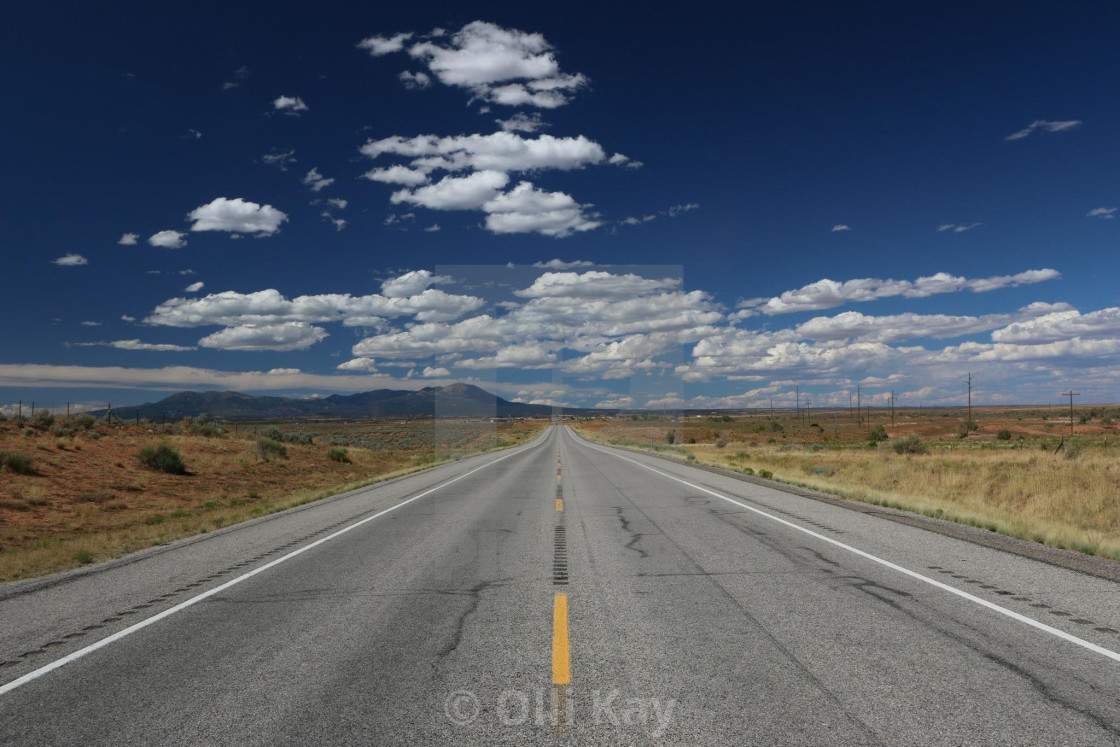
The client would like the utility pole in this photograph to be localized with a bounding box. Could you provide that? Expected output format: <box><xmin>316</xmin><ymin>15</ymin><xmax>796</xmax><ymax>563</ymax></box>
<box><xmin>967</xmin><ymin>373</ymin><xmax>973</xmax><ymax>425</ymax></box>
<box><xmin>890</xmin><ymin>390</ymin><xmax>895</xmax><ymax>427</ymax></box>
<box><xmin>849</xmin><ymin>392</ymin><xmax>853</xmax><ymax>423</ymax></box>
<box><xmin>1063</xmin><ymin>390</ymin><xmax>1080</xmax><ymax>436</ymax></box>
<box><xmin>795</xmin><ymin>385</ymin><xmax>800</xmax><ymax>425</ymax></box>
<box><xmin>857</xmin><ymin>385</ymin><xmax>862</xmax><ymax>428</ymax></box>
<box><xmin>17</xmin><ymin>400</ymin><xmax>21</xmax><ymax>424</ymax></box>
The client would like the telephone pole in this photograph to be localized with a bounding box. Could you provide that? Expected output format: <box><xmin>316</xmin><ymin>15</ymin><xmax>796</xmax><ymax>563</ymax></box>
<box><xmin>890</xmin><ymin>390</ymin><xmax>895</xmax><ymax>427</ymax></box>
<box><xmin>967</xmin><ymin>373</ymin><xmax>973</xmax><ymax>425</ymax></box>
<box><xmin>795</xmin><ymin>385</ymin><xmax>800</xmax><ymax>425</ymax></box>
<box><xmin>857</xmin><ymin>385</ymin><xmax>862</xmax><ymax>428</ymax></box>
<box><xmin>1063</xmin><ymin>390</ymin><xmax>1080</xmax><ymax>436</ymax></box>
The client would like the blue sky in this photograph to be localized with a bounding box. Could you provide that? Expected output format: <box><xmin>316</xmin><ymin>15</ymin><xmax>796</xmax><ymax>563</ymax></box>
<box><xmin>2</xmin><ymin>3</ymin><xmax>1118</xmax><ymax>411</ymax></box>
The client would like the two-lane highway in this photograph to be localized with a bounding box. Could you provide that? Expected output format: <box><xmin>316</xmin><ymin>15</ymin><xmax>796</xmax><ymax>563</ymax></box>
<box><xmin>2</xmin><ymin>425</ymin><xmax>1119</xmax><ymax>743</ymax></box>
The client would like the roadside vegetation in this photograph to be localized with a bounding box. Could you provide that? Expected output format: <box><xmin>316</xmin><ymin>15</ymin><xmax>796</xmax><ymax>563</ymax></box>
<box><xmin>0</xmin><ymin>415</ymin><xmax>544</xmax><ymax>582</ymax></box>
<box><xmin>575</xmin><ymin>406</ymin><xmax>1120</xmax><ymax>562</ymax></box>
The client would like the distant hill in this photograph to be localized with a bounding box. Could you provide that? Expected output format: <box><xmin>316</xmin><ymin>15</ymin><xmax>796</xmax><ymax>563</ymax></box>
<box><xmin>90</xmin><ymin>383</ymin><xmax>569</xmax><ymax>421</ymax></box>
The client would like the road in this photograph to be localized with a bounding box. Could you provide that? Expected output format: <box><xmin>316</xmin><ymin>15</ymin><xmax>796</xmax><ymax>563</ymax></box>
<box><xmin>2</xmin><ymin>425</ymin><xmax>1119</xmax><ymax>744</ymax></box>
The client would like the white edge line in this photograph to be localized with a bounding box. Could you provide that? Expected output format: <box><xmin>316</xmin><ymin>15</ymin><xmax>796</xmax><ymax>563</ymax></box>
<box><xmin>0</xmin><ymin>432</ymin><xmax>549</xmax><ymax>697</ymax></box>
<box><xmin>568</xmin><ymin>427</ymin><xmax>1120</xmax><ymax>664</ymax></box>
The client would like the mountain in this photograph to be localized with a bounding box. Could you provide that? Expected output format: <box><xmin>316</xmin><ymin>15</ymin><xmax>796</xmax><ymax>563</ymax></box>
<box><xmin>89</xmin><ymin>384</ymin><xmax>567</xmax><ymax>420</ymax></box>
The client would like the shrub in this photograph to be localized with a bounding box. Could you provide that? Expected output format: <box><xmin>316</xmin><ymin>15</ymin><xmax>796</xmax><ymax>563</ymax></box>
<box><xmin>868</xmin><ymin>425</ymin><xmax>889</xmax><ymax>443</ymax></box>
<box><xmin>138</xmin><ymin>443</ymin><xmax>187</xmax><ymax>474</ymax></box>
<box><xmin>255</xmin><ymin>438</ymin><xmax>288</xmax><ymax>461</ymax></box>
<box><xmin>741</xmin><ymin>467</ymin><xmax>755</xmax><ymax>475</ymax></box>
<box><xmin>757</xmin><ymin>469</ymin><xmax>773</xmax><ymax>479</ymax></box>
<box><xmin>74</xmin><ymin>414</ymin><xmax>96</xmax><ymax>429</ymax></box>
<box><xmin>996</xmin><ymin>429</ymin><xmax>1012</xmax><ymax>441</ymax></box>
<box><xmin>891</xmin><ymin>434</ymin><xmax>927</xmax><ymax>455</ymax></box>
<box><xmin>327</xmin><ymin>446</ymin><xmax>351</xmax><ymax>463</ymax></box>
<box><xmin>665</xmin><ymin>430</ymin><xmax>676</xmax><ymax>445</ymax></box>
<box><xmin>0</xmin><ymin>451</ymin><xmax>34</xmax><ymax>474</ymax></box>
<box><xmin>715</xmin><ymin>438</ymin><xmax>727</xmax><ymax>448</ymax></box>
<box><xmin>31</xmin><ymin>410</ymin><xmax>55</xmax><ymax>429</ymax></box>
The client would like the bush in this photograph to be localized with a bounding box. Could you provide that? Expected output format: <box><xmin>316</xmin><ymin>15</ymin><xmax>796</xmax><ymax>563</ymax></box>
<box><xmin>74</xmin><ymin>414</ymin><xmax>96</xmax><ymax>429</ymax></box>
<box><xmin>138</xmin><ymin>443</ymin><xmax>187</xmax><ymax>474</ymax></box>
<box><xmin>868</xmin><ymin>425</ymin><xmax>889</xmax><ymax>443</ymax></box>
<box><xmin>715</xmin><ymin>438</ymin><xmax>727</xmax><ymax>448</ymax></box>
<box><xmin>0</xmin><ymin>451</ymin><xmax>34</xmax><ymax>475</ymax></box>
<box><xmin>741</xmin><ymin>467</ymin><xmax>755</xmax><ymax>475</ymax></box>
<box><xmin>31</xmin><ymin>410</ymin><xmax>55</xmax><ymax>429</ymax></box>
<box><xmin>757</xmin><ymin>469</ymin><xmax>773</xmax><ymax>479</ymax></box>
<box><xmin>255</xmin><ymin>438</ymin><xmax>288</xmax><ymax>461</ymax></box>
<box><xmin>891</xmin><ymin>434</ymin><xmax>927</xmax><ymax>455</ymax></box>
<box><xmin>327</xmin><ymin>446</ymin><xmax>351</xmax><ymax>463</ymax></box>
<box><xmin>996</xmin><ymin>429</ymin><xmax>1012</xmax><ymax>441</ymax></box>
<box><xmin>665</xmin><ymin>430</ymin><xmax>676</xmax><ymax>445</ymax></box>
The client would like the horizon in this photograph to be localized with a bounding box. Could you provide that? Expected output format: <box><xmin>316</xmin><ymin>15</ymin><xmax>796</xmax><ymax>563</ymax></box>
<box><xmin>3</xmin><ymin>5</ymin><xmax>1119</xmax><ymax>412</ymax></box>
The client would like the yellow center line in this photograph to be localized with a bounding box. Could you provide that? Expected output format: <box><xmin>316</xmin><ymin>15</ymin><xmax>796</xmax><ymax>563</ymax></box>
<box><xmin>556</xmin><ymin>498</ymin><xmax>563</xmax><ymax>512</ymax></box>
<box><xmin>552</xmin><ymin>592</ymin><xmax>570</xmax><ymax>685</ymax></box>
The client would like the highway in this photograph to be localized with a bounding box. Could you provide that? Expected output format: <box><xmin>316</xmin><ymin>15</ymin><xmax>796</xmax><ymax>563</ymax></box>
<box><xmin>2</xmin><ymin>425</ymin><xmax>1119</xmax><ymax>744</ymax></box>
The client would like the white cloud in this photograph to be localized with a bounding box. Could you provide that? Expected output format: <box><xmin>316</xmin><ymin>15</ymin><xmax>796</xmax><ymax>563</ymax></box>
<box><xmin>198</xmin><ymin>322</ymin><xmax>329</xmax><ymax>352</ymax></box>
<box><xmin>52</xmin><ymin>253</ymin><xmax>89</xmax><ymax>266</ymax></box>
<box><xmin>937</xmin><ymin>222</ymin><xmax>981</xmax><ymax>233</ymax></box>
<box><xmin>667</xmin><ymin>203</ymin><xmax>699</xmax><ymax>217</ymax></box>
<box><xmin>325</xmin><ymin>198</ymin><xmax>348</xmax><ymax>210</ymax></box>
<box><xmin>112</xmin><ymin>339</ymin><xmax>196</xmax><ymax>352</ymax></box>
<box><xmin>357</xmin><ymin>32</ymin><xmax>414</xmax><ymax>56</ymax></box>
<box><xmin>336</xmin><ymin>357</ymin><xmax>380</xmax><ymax>373</ymax></box>
<box><xmin>183</xmin><ymin>129</ymin><xmax>203</xmax><ymax>140</ymax></box>
<box><xmin>121</xmin><ymin>315</ymin><xmax>136</xmax><ymax>322</ymax></box>
<box><xmin>1087</xmin><ymin>207</ymin><xmax>1117</xmax><ymax>219</ymax></box>
<box><xmin>363</xmin><ymin>164</ymin><xmax>431</xmax><ymax>186</ymax></box>
<box><xmin>457</xmin><ymin>343</ymin><xmax>557</xmax><ymax>369</ymax></box>
<box><xmin>420</xmin><ymin>366</ymin><xmax>451</xmax><ymax>378</ymax></box>
<box><xmin>423</xmin><ymin>224</ymin><xmax>441</xmax><ymax>232</ymax></box>
<box><xmin>991</xmin><ymin>307</ymin><xmax>1120</xmax><ymax>343</ymax></box>
<box><xmin>402</xmin><ymin>21</ymin><xmax>588</xmax><ymax>108</ymax></box>
<box><xmin>398</xmin><ymin>71</ymin><xmax>431</xmax><ymax>89</ymax></box>
<box><xmin>261</xmin><ymin>149</ymin><xmax>297</xmax><ymax>171</ymax></box>
<box><xmin>516</xmin><ymin>271</ymin><xmax>679</xmax><ymax>300</ymax></box>
<box><xmin>273</xmin><ymin>95</ymin><xmax>309</xmax><ymax>114</ymax></box>
<box><xmin>531</xmin><ymin>259</ymin><xmax>594</xmax><ymax>269</ymax></box>
<box><xmin>302</xmin><ymin>167</ymin><xmax>334</xmax><ymax>192</ymax></box>
<box><xmin>322</xmin><ymin>214</ymin><xmax>347</xmax><ymax>231</ymax></box>
<box><xmin>741</xmin><ymin>268</ymin><xmax>1061</xmax><ymax>315</ymax></box>
<box><xmin>81</xmin><ymin>321</ymin><xmax>101</xmax><ymax>326</ymax></box>
<box><xmin>362</xmin><ymin>132</ymin><xmax>606</xmax><ymax>174</ymax></box>
<box><xmin>380</xmin><ymin>269</ymin><xmax>448</xmax><ymax>298</ymax></box>
<box><xmin>149</xmin><ymin>230</ymin><xmax>187</xmax><ymax>249</ymax></box>
<box><xmin>146</xmin><ymin>283</ymin><xmax>484</xmax><ymax>328</ymax></box>
<box><xmin>1006</xmin><ymin>119</ymin><xmax>1081</xmax><ymax>141</ymax></box>
<box><xmin>831</xmin><ymin>224</ymin><xmax>851</xmax><ymax>232</ymax></box>
<box><xmin>184</xmin><ymin>281</ymin><xmax>204</xmax><ymax>293</ymax></box>
<box><xmin>496</xmin><ymin>112</ymin><xmax>548</xmax><ymax>133</ymax></box>
<box><xmin>187</xmin><ymin>197</ymin><xmax>288</xmax><ymax>235</ymax></box>
<box><xmin>118</xmin><ymin>233</ymin><xmax>139</xmax><ymax>245</ymax></box>
<box><xmin>482</xmin><ymin>181</ymin><xmax>600</xmax><ymax>237</ymax></box>
<box><xmin>392</xmin><ymin>170</ymin><xmax>510</xmax><ymax>211</ymax></box>
<box><xmin>221</xmin><ymin>66</ymin><xmax>251</xmax><ymax>90</ymax></box>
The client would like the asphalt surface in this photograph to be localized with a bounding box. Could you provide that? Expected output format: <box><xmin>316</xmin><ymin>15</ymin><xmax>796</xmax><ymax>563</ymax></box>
<box><xmin>2</xmin><ymin>425</ymin><xmax>1119</xmax><ymax>744</ymax></box>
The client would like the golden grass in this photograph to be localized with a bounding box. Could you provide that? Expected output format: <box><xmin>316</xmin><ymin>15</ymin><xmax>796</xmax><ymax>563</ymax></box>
<box><xmin>574</xmin><ymin>421</ymin><xmax>1120</xmax><ymax>561</ymax></box>
<box><xmin>0</xmin><ymin>419</ymin><xmax>545</xmax><ymax>582</ymax></box>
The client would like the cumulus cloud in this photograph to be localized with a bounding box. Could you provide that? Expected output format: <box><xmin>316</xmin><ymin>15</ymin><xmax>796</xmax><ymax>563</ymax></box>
<box><xmin>398</xmin><ymin>71</ymin><xmax>431</xmax><ymax>89</ymax></box>
<box><xmin>481</xmin><ymin>181</ymin><xmax>600</xmax><ymax>237</ymax></box>
<box><xmin>187</xmin><ymin>197</ymin><xmax>288</xmax><ymax>235</ymax></box>
<box><xmin>302</xmin><ymin>167</ymin><xmax>335</xmax><ymax>192</ymax></box>
<box><xmin>184</xmin><ymin>281</ymin><xmax>204</xmax><ymax>293</ymax></box>
<box><xmin>531</xmin><ymin>259</ymin><xmax>594</xmax><ymax>269</ymax></box>
<box><xmin>516</xmin><ymin>271</ymin><xmax>679</xmax><ymax>299</ymax></box>
<box><xmin>118</xmin><ymin>233</ymin><xmax>139</xmax><ymax>245</ymax></box>
<box><xmin>392</xmin><ymin>170</ymin><xmax>510</xmax><ymax>211</ymax></box>
<box><xmin>149</xmin><ymin>230</ymin><xmax>187</xmax><ymax>249</ymax></box>
<box><xmin>419</xmin><ymin>366</ymin><xmax>450</xmax><ymax>378</ymax></box>
<box><xmin>361</xmin><ymin>132</ymin><xmax>606</xmax><ymax>174</ymax></box>
<box><xmin>336</xmin><ymin>357</ymin><xmax>380</xmax><ymax>373</ymax></box>
<box><xmin>831</xmin><ymin>224</ymin><xmax>851</xmax><ymax>232</ymax></box>
<box><xmin>261</xmin><ymin>149</ymin><xmax>297</xmax><ymax>171</ymax></box>
<box><xmin>740</xmin><ymin>268</ymin><xmax>1061</xmax><ymax>315</ymax></box>
<box><xmin>991</xmin><ymin>307</ymin><xmax>1120</xmax><ymax>343</ymax></box>
<box><xmin>667</xmin><ymin>203</ymin><xmax>699</xmax><ymax>217</ymax></box>
<box><xmin>496</xmin><ymin>112</ymin><xmax>548</xmax><ymax>133</ymax></box>
<box><xmin>273</xmin><ymin>95</ymin><xmax>308</xmax><ymax>114</ymax></box>
<box><xmin>52</xmin><ymin>253</ymin><xmax>89</xmax><ymax>266</ymax></box>
<box><xmin>198</xmin><ymin>322</ymin><xmax>329</xmax><ymax>352</ymax></box>
<box><xmin>394</xmin><ymin>21</ymin><xmax>587</xmax><ymax>108</ymax></box>
<box><xmin>1006</xmin><ymin>119</ymin><xmax>1081</xmax><ymax>141</ymax></box>
<box><xmin>357</xmin><ymin>32</ymin><xmax>413</xmax><ymax>56</ymax></box>
<box><xmin>104</xmin><ymin>339</ymin><xmax>196</xmax><ymax>352</ymax></box>
<box><xmin>1087</xmin><ymin>207</ymin><xmax>1117</xmax><ymax>219</ymax></box>
<box><xmin>363</xmin><ymin>164</ymin><xmax>431</xmax><ymax>186</ymax></box>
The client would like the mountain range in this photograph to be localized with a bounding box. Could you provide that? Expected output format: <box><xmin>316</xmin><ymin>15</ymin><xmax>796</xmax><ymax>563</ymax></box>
<box><xmin>90</xmin><ymin>384</ymin><xmax>577</xmax><ymax>421</ymax></box>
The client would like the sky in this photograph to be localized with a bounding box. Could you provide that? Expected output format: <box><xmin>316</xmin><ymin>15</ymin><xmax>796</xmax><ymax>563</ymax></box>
<box><xmin>1</xmin><ymin>2</ymin><xmax>1118</xmax><ymax>413</ymax></box>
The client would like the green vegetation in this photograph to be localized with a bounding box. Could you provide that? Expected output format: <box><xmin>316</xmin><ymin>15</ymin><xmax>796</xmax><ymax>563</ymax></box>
<box><xmin>138</xmin><ymin>443</ymin><xmax>187</xmax><ymax>475</ymax></box>
<box><xmin>254</xmin><ymin>438</ymin><xmax>288</xmax><ymax>461</ymax></box>
<box><xmin>327</xmin><ymin>446</ymin><xmax>352</xmax><ymax>463</ymax></box>
<box><xmin>0</xmin><ymin>451</ymin><xmax>35</xmax><ymax>475</ymax></box>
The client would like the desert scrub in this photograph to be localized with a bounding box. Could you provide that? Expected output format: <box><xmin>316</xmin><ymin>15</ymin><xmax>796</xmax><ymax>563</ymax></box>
<box><xmin>891</xmin><ymin>434</ymin><xmax>928</xmax><ymax>455</ymax></box>
<box><xmin>327</xmin><ymin>446</ymin><xmax>352</xmax><ymax>463</ymax></box>
<box><xmin>0</xmin><ymin>450</ymin><xmax>35</xmax><ymax>475</ymax></box>
<box><xmin>138</xmin><ymin>443</ymin><xmax>187</xmax><ymax>475</ymax></box>
<box><xmin>254</xmin><ymin>438</ymin><xmax>288</xmax><ymax>461</ymax></box>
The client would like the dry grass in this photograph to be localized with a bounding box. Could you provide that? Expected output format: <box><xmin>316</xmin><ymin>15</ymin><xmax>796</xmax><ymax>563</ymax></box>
<box><xmin>0</xmin><ymin>418</ymin><xmax>544</xmax><ymax>582</ymax></box>
<box><xmin>575</xmin><ymin>413</ymin><xmax>1120</xmax><ymax>561</ymax></box>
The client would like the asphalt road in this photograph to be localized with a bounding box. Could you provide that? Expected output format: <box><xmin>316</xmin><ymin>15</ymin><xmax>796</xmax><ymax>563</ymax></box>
<box><xmin>2</xmin><ymin>425</ymin><xmax>1120</xmax><ymax>744</ymax></box>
